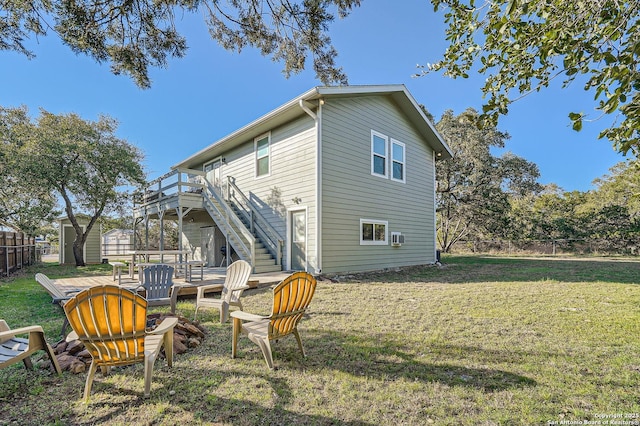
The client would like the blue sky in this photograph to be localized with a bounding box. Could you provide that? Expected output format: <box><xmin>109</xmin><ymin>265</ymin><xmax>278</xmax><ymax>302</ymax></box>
<box><xmin>0</xmin><ymin>0</ymin><xmax>626</xmax><ymax>191</ymax></box>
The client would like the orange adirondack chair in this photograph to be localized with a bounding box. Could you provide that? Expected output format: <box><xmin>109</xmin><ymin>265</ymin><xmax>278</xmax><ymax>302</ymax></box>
<box><xmin>63</xmin><ymin>285</ymin><xmax>178</xmax><ymax>402</ymax></box>
<box><xmin>231</xmin><ymin>271</ymin><xmax>317</xmax><ymax>370</ymax></box>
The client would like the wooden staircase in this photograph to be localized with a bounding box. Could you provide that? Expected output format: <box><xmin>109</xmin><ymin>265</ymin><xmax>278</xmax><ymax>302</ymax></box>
<box><xmin>201</xmin><ymin>179</ymin><xmax>282</xmax><ymax>274</ymax></box>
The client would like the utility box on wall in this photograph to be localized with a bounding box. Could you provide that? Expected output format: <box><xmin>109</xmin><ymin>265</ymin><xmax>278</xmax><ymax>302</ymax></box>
<box><xmin>58</xmin><ymin>215</ymin><xmax>102</xmax><ymax>264</ymax></box>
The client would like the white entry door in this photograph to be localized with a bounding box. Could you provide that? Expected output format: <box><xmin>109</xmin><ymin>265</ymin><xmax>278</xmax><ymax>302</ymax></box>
<box><xmin>290</xmin><ymin>210</ymin><xmax>306</xmax><ymax>271</ymax></box>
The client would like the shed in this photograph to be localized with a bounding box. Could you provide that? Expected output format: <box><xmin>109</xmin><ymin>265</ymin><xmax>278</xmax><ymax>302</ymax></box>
<box><xmin>102</xmin><ymin>229</ymin><xmax>134</xmax><ymax>256</ymax></box>
<box><xmin>58</xmin><ymin>215</ymin><xmax>101</xmax><ymax>264</ymax></box>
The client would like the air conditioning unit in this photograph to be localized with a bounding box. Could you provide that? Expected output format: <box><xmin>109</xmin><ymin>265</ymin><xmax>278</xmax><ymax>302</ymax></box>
<box><xmin>391</xmin><ymin>232</ymin><xmax>405</xmax><ymax>247</ymax></box>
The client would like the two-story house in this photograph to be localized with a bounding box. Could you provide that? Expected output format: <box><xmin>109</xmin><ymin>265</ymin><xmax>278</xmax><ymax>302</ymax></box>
<box><xmin>133</xmin><ymin>85</ymin><xmax>452</xmax><ymax>274</ymax></box>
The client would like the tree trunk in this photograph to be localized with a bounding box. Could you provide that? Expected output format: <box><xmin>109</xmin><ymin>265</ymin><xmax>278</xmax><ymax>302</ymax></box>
<box><xmin>73</xmin><ymin>236</ymin><xmax>86</xmax><ymax>266</ymax></box>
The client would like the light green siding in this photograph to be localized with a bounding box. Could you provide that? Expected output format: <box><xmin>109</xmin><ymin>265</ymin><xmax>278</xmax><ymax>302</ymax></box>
<box><xmin>196</xmin><ymin>114</ymin><xmax>318</xmax><ymax>271</ymax></box>
<box><xmin>181</xmin><ymin>211</ymin><xmax>214</xmax><ymax>262</ymax></box>
<box><xmin>320</xmin><ymin>95</ymin><xmax>436</xmax><ymax>273</ymax></box>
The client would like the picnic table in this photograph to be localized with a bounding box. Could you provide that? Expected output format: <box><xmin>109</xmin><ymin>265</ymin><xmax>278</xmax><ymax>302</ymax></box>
<box><xmin>136</xmin><ymin>260</ymin><xmax>205</xmax><ymax>283</ymax></box>
<box><xmin>127</xmin><ymin>250</ymin><xmax>188</xmax><ymax>279</ymax></box>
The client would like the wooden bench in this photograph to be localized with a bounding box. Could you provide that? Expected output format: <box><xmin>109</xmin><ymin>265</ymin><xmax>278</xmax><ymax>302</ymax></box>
<box><xmin>109</xmin><ymin>261</ymin><xmax>127</xmax><ymax>285</ymax></box>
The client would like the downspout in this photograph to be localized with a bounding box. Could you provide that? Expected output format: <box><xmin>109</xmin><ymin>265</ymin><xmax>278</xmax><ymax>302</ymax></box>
<box><xmin>433</xmin><ymin>150</ymin><xmax>438</xmax><ymax>264</ymax></box>
<box><xmin>299</xmin><ymin>99</ymin><xmax>317</xmax><ymax>121</ymax></box>
<box><xmin>299</xmin><ymin>99</ymin><xmax>321</xmax><ymax>273</ymax></box>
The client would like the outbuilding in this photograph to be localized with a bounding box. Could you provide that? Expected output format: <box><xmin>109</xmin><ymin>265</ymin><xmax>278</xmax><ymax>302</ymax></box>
<box><xmin>58</xmin><ymin>215</ymin><xmax>102</xmax><ymax>264</ymax></box>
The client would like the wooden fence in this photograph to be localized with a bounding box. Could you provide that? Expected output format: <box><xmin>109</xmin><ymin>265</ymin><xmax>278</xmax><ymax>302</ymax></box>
<box><xmin>0</xmin><ymin>231</ymin><xmax>36</xmax><ymax>277</ymax></box>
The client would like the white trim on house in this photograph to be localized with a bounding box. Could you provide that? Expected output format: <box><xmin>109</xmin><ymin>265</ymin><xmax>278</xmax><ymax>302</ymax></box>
<box><xmin>316</xmin><ymin>100</ymin><xmax>323</xmax><ymax>274</ymax></box>
<box><xmin>359</xmin><ymin>219</ymin><xmax>388</xmax><ymax>245</ymax></box>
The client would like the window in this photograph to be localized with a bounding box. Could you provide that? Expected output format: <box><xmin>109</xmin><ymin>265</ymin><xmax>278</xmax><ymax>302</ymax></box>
<box><xmin>391</xmin><ymin>139</ymin><xmax>405</xmax><ymax>182</ymax></box>
<box><xmin>255</xmin><ymin>134</ymin><xmax>270</xmax><ymax>177</ymax></box>
<box><xmin>371</xmin><ymin>131</ymin><xmax>406</xmax><ymax>183</ymax></box>
<box><xmin>371</xmin><ymin>131</ymin><xmax>388</xmax><ymax>177</ymax></box>
<box><xmin>360</xmin><ymin>219</ymin><xmax>388</xmax><ymax>245</ymax></box>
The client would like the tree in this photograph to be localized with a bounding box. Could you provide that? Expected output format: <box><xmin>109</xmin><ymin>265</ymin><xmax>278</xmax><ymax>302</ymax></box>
<box><xmin>579</xmin><ymin>160</ymin><xmax>640</xmax><ymax>242</ymax></box>
<box><xmin>0</xmin><ymin>180</ymin><xmax>59</xmax><ymax>236</ymax></box>
<box><xmin>509</xmin><ymin>186</ymin><xmax>588</xmax><ymax>241</ymax></box>
<box><xmin>0</xmin><ymin>106</ymin><xmax>59</xmax><ymax>235</ymax></box>
<box><xmin>589</xmin><ymin>160</ymin><xmax>640</xmax><ymax>217</ymax></box>
<box><xmin>100</xmin><ymin>215</ymin><xmax>135</xmax><ymax>235</ymax></box>
<box><xmin>435</xmin><ymin>108</ymin><xmax>542</xmax><ymax>252</ymax></box>
<box><xmin>1</xmin><ymin>0</ymin><xmax>360</xmax><ymax>88</ymax></box>
<box><xmin>505</xmin><ymin>162</ymin><xmax>640</xmax><ymax>253</ymax></box>
<box><xmin>1</xmin><ymin>107</ymin><xmax>146</xmax><ymax>266</ymax></box>
<box><xmin>420</xmin><ymin>0</ymin><xmax>640</xmax><ymax>156</ymax></box>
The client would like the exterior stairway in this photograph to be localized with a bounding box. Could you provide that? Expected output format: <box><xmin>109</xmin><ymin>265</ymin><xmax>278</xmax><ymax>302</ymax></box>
<box><xmin>201</xmin><ymin>179</ymin><xmax>282</xmax><ymax>273</ymax></box>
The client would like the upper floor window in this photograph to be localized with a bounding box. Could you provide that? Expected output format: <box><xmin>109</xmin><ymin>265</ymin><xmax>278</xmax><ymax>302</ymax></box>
<box><xmin>255</xmin><ymin>133</ymin><xmax>270</xmax><ymax>177</ymax></box>
<box><xmin>371</xmin><ymin>131</ymin><xmax>388</xmax><ymax>178</ymax></box>
<box><xmin>391</xmin><ymin>139</ymin><xmax>405</xmax><ymax>183</ymax></box>
<box><xmin>371</xmin><ymin>130</ymin><xmax>406</xmax><ymax>183</ymax></box>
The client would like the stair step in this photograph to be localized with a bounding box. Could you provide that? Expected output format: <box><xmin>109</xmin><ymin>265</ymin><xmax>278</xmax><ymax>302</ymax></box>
<box><xmin>253</xmin><ymin>264</ymin><xmax>282</xmax><ymax>274</ymax></box>
<box><xmin>254</xmin><ymin>252</ymin><xmax>274</xmax><ymax>261</ymax></box>
<box><xmin>204</xmin><ymin>189</ymin><xmax>280</xmax><ymax>270</ymax></box>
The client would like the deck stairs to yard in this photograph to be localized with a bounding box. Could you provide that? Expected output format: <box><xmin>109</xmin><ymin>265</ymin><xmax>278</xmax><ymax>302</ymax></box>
<box><xmin>134</xmin><ymin>169</ymin><xmax>283</xmax><ymax>274</ymax></box>
<box><xmin>201</xmin><ymin>179</ymin><xmax>282</xmax><ymax>274</ymax></box>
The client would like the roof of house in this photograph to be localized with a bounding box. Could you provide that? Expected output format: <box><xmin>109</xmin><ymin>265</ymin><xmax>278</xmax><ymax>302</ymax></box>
<box><xmin>172</xmin><ymin>84</ymin><xmax>453</xmax><ymax>170</ymax></box>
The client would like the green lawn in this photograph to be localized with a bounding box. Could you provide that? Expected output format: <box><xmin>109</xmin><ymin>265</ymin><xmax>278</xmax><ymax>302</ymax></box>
<box><xmin>1</xmin><ymin>255</ymin><xmax>639</xmax><ymax>425</ymax></box>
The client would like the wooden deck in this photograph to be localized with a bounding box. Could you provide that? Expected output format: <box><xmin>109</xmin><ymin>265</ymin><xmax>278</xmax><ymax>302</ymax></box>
<box><xmin>53</xmin><ymin>267</ymin><xmax>292</xmax><ymax>298</ymax></box>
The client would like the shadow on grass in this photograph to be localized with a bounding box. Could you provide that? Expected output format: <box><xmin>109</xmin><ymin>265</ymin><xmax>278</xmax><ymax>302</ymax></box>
<box><xmin>58</xmin><ymin>366</ymin><xmax>373</xmax><ymax>426</ymax></box>
<box><xmin>339</xmin><ymin>256</ymin><xmax>640</xmax><ymax>285</ymax></box>
<box><xmin>298</xmin><ymin>330</ymin><xmax>536</xmax><ymax>392</ymax></box>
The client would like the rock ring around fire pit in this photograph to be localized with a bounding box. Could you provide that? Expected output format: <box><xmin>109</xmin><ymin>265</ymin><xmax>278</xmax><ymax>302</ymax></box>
<box><xmin>44</xmin><ymin>314</ymin><xmax>207</xmax><ymax>374</ymax></box>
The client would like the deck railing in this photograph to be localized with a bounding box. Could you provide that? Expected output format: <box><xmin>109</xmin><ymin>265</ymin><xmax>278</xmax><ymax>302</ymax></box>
<box><xmin>133</xmin><ymin>168</ymin><xmax>205</xmax><ymax>210</ymax></box>
<box><xmin>201</xmin><ymin>179</ymin><xmax>256</xmax><ymax>266</ymax></box>
<box><xmin>134</xmin><ymin>168</ymin><xmax>261</xmax><ymax>269</ymax></box>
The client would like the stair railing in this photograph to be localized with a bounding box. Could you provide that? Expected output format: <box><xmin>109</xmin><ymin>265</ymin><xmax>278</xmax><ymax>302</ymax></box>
<box><xmin>201</xmin><ymin>179</ymin><xmax>256</xmax><ymax>267</ymax></box>
<box><xmin>226</xmin><ymin>177</ymin><xmax>283</xmax><ymax>266</ymax></box>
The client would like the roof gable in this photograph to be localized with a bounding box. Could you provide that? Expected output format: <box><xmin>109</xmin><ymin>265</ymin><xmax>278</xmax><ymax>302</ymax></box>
<box><xmin>173</xmin><ymin>85</ymin><xmax>452</xmax><ymax>170</ymax></box>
